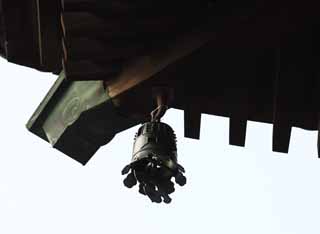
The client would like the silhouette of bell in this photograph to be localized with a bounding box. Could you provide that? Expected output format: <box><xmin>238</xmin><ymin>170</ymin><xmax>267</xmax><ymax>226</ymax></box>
<box><xmin>121</xmin><ymin>121</ymin><xmax>186</xmax><ymax>204</ymax></box>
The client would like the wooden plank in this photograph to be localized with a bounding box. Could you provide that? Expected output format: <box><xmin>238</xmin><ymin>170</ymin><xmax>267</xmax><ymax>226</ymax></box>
<box><xmin>63</xmin><ymin>59</ymin><xmax>121</xmax><ymax>81</ymax></box>
<box><xmin>36</xmin><ymin>0</ymin><xmax>61</xmax><ymax>72</ymax></box>
<box><xmin>61</xmin><ymin>11</ymin><xmax>182</xmax><ymax>39</ymax></box>
<box><xmin>61</xmin><ymin>0</ymin><xmax>198</xmax><ymax>17</ymax></box>
<box><xmin>228</xmin><ymin>85</ymin><xmax>250</xmax><ymax>147</ymax></box>
<box><xmin>1</xmin><ymin>0</ymin><xmax>41</xmax><ymax>67</ymax></box>
<box><xmin>272</xmin><ymin>30</ymin><xmax>316</xmax><ymax>153</ymax></box>
<box><xmin>62</xmin><ymin>37</ymin><xmax>144</xmax><ymax>61</ymax></box>
<box><xmin>317</xmin><ymin>57</ymin><xmax>320</xmax><ymax>158</ymax></box>
<box><xmin>272</xmin><ymin>50</ymin><xmax>292</xmax><ymax>153</ymax></box>
<box><xmin>227</xmin><ymin>50</ymin><xmax>256</xmax><ymax>147</ymax></box>
<box><xmin>314</xmin><ymin>26</ymin><xmax>320</xmax><ymax>158</ymax></box>
<box><xmin>272</xmin><ymin>112</ymin><xmax>292</xmax><ymax>153</ymax></box>
<box><xmin>229</xmin><ymin>116</ymin><xmax>247</xmax><ymax>147</ymax></box>
<box><xmin>272</xmin><ymin>49</ymin><xmax>292</xmax><ymax>154</ymax></box>
<box><xmin>61</xmin><ymin>0</ymin><xmax>151</xmax><ymax>13</ymax></box>
<box><xmin>318</xmin><ymin>114</ymin><xmax>320</xmax><ymax>158</ymax></box>
<box><xmin>184</xmin><ymin>102</ymin><xmax>201</xmax><ymax>139</ymax></box>
<box><xmin>107</xmin><ymin>28</ymin><xmax>214</xmax><ymax>98</ymax></box>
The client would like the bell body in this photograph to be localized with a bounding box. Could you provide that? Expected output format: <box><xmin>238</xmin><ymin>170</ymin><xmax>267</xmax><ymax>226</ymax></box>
<box><xmin>122</xmin><ymin>121</ymin><xmax>186</xmax><ymax>204</ymax></box>
<box><xmin>132</xmin><ymin>122</ymin><xmax>178</xmax><ymax>174</ymax></box>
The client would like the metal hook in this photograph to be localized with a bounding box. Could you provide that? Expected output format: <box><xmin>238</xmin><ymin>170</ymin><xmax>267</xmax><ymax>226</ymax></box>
<box><xmin>150</xmin><ymin>104</ymin><xmax>168</xmax><ymax>122</ymax></box>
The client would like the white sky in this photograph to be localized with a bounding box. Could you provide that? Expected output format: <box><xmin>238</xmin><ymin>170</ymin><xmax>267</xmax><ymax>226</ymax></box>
<box><xmin>0</xmin><ymin>59</ymin><xmax>320</xmax><ymax>234</ymax></box>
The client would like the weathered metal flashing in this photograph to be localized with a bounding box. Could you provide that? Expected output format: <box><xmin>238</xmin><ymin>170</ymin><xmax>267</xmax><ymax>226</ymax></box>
<box><xmin>27</xmin><ymin>72</ymin><xmax>141</xmax><ymax>164</ymax></box>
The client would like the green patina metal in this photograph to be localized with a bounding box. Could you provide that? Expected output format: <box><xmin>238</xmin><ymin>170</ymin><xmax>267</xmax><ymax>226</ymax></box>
<box><xmin>27</xmin><ymin>72</ymin><xmax>141</xmax><ymax>165</ymax></box>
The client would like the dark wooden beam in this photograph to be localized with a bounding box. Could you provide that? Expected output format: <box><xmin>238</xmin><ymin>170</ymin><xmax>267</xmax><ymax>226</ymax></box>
<box><xmin>63</xmin><ymin>59</ymin><xmax>121</xmax><ymax>81</ymax></box>
<box><xmin>272</xmin><ymin>112</ymin><xmax>292</xmax><ymax>153</ymax></box>
<box><xmin>318</xmin><ymin>114</ymin><xmax>320</xmax><ymax>158</ymax></box>
<box><xmin>318</xmin><ymin>67</ymin><xmax>320</xmax><ymax>158</ymax></box>
<box><xmin>61</xmin><ymin>0</ymin><xmax>206</xmax><ymax>18</ymax></box>
<box><xmin>1</xmin><ymin>0</ymin><xmax>41</xmax><ymax>68</ymax></box>
<box><xmin>227</xmin><ymin>50</ymin><xmax>258</xmax><ymax>147</ymax></box>
<box><xmin>272</xmin><ymin>49</ymin><xmax>292</xmax><ymax>154</ymax></box>
<box><xmin>61</xmin><ymin>11</ymin><xmax>182</xmax><ymax>39</ymax></box>
<box><xmin>62</xmin><ymin>37</ymin><xmax>144</xmax><ymax>61</ymax></box>
<box><xmin>228</xmin><ymin>86</ymin><xmax>249</xmax><ymax>147</ymax></box>
<box><xmin>36</xmin><ymin>0</ymin><xmax>61</xmax><ymax>72</ymax></box>
<box><xmin>315</xmin><ymin>26</ymin><xmax>320</xmax><ymax>158</ymax></box>
<box><xmin>229</xmin><ymin>113</ymin><xmax>247</xmax><ymax>147</ymax></box>
<box><xmin>272</xmin><ymin>28</ymin><xmax>316</xmax><ymax>154</ymax></box>
<box><xmin>107</xmin><ymin>29</ymin><xmax>212</xmax><ymax>98</ymax></box>
<box><xmin>184</xmin><ymin>102</ymin><xmax>201</xmax><ymax>139</ymax></box>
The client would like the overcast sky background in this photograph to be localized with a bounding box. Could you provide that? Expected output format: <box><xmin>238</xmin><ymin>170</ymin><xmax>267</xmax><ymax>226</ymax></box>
<box><xmin>1</xmin><ymin>58</ymin><xmax>320</xmax><ymax>234</ymax></box>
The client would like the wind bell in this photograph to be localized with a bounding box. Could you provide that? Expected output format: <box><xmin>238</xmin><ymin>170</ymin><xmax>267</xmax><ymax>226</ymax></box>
<box><xmin>121</xmin><ymin>89</ymin><xmax>186</xmax><ymax>204</ymax></box>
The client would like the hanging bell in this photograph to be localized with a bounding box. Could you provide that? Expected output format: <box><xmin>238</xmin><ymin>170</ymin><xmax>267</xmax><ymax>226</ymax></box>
<box><xmin>122</xmin><ymin>121</ymin><xmax>186</xmax><ymax>204</ymax></box>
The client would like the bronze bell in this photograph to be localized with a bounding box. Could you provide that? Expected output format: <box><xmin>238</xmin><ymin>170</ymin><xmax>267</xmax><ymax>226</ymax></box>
<box><xmin>122</xmin><ymin>121</ymin><xmax>186</xmax><ymax>204</ymax></box>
